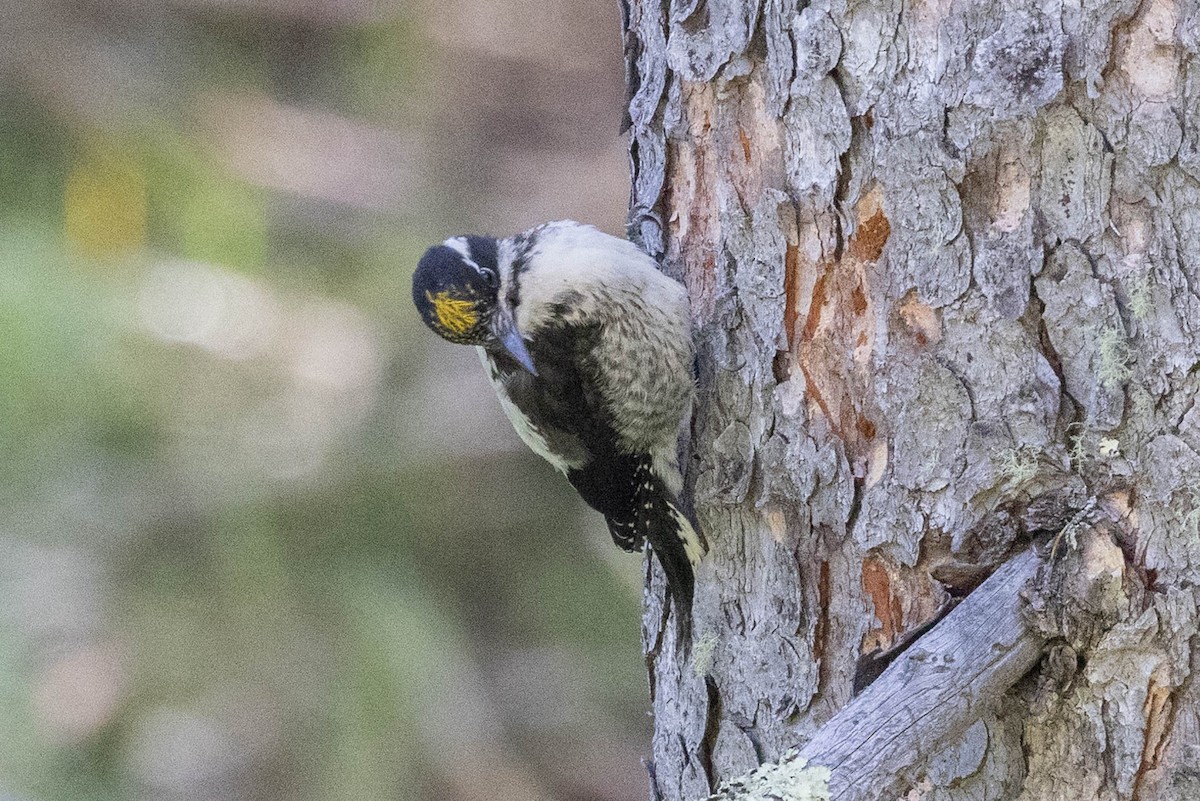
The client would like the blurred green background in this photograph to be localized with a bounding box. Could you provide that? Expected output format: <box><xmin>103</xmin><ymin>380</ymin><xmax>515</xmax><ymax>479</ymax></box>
<box><xmin>0</xmin><ymin>2</ymin><xmax>651</xmax><ymax>799</ymax></box>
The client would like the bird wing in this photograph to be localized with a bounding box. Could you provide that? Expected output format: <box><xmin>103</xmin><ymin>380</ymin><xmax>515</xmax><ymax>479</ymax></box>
<box><xmin>482</xmin><ymin>324</ymin><xmax>707</xmax><ymax>596</ymax></box>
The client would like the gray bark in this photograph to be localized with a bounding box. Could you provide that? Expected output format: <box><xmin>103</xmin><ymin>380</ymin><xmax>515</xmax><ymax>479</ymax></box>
<box><xmin>623</xmin><ymin>0</ymin><xmax>1200</xmax><ymax>799</ymax></box>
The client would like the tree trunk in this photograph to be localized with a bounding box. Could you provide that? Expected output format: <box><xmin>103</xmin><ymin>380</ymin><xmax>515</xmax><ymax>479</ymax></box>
<box><xmin>622</xmin><ymin>0</ymin><xmax>1200</xmax><ymax>799</ymax></box>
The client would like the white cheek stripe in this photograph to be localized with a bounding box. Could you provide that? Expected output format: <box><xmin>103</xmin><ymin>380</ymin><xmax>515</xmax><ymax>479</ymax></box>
<box><xmin>445</xmin><ymin>237</ymin><xmax>481</xmax><ymax>271</ymax></box>
<box><xmin>495</xmin><ymin>237</ymin><xmax>520</xmax><ymax>326</ymax></box>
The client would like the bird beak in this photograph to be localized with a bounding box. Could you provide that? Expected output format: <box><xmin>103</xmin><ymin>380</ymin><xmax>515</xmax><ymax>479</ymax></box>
<box><xmin>493</xmin><ymin>316</ymin><xmax>538</xmax><ymax>375</ymax></box>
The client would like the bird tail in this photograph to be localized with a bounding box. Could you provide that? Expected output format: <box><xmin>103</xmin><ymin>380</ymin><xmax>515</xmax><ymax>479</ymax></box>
<box><xmin>642</xmin><ymin>494</ymin><xmax>705</xmax><ymax>608</ymax></box>
<box><xmin>606</xmin><ymin>476</ymin><xmax>707</xmax><ymax>610</ymax></box>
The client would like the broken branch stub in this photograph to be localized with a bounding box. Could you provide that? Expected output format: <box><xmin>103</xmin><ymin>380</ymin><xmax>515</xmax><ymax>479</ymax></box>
<box><xmin>705</xmin><ymin>512</ymin><xmax>1128</xmax><ymax>801</ymax></box>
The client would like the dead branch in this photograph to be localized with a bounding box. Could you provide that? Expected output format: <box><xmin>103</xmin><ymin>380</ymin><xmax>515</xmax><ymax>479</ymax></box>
<box><xmin>706</xmin><ymin>515</ymin><xmax>1128</xmax><ymax>801</ymax></box>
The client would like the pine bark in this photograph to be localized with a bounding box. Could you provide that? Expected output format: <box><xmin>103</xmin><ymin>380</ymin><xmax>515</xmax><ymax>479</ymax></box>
<box><xmin>622</xmin><ymin>0</ymin><xmax>1200</xmax><ymax>799</ymax></box>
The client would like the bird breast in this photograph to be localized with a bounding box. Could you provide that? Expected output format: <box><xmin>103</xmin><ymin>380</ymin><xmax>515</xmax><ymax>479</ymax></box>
<box><xmin>512</xmin><ymin>230</ymin><xmax>695</xmax><ymax>462</ymax></box>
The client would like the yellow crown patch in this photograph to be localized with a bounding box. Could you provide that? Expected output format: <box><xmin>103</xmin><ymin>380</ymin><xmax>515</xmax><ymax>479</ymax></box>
<box><xmin>428</xmin><ymin>290</ymin><xmax>479</xmax><ymax>337</ymax></box>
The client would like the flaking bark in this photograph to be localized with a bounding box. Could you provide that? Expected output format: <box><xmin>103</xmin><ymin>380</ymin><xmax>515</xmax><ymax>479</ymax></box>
<box><xmin>624</xmin><ymin>0</ymin><xmax>1200</xmax><ymax>799</ymax></box>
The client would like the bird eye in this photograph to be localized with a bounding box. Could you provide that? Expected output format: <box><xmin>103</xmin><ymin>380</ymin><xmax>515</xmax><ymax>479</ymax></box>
<box><xmin>480</xmin><ymin>268</ymin><xmax>498</xmax><ymax>288</ymax></box>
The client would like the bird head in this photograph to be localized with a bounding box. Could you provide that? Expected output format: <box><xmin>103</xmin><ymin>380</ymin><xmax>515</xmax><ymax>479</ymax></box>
<box><xmin>412</xmin><ymin>235</ymin><xmax>537</xmax><ymax>374</ymax></box>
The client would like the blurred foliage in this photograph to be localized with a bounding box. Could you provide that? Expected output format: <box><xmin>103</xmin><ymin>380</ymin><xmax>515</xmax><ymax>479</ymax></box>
<box><xmin>0</xmin><ymin>3</ymin><xmax>643</xmax><ymax>800</ymax></box>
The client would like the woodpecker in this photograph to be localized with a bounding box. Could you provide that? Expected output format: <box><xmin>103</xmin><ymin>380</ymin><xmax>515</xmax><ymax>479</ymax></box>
<box><xmin>412</xmin><ymin>221</ymin><xmax>706</xmax><ymax>608</ymax></box>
